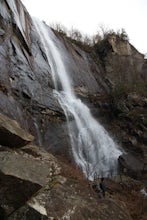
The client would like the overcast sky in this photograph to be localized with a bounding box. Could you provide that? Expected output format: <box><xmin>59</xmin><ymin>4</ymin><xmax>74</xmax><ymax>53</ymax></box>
<box><xmin>22</xmin><ymin>0</ymin><xmax>147</xmax><ymax>54</ymax></box>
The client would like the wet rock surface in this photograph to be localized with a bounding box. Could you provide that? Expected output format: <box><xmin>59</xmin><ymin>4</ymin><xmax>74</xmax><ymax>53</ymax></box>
<box><xmin>0</xmin><ymin>0</ymin><xmax>108</xmax><ymax>156</ymax></box>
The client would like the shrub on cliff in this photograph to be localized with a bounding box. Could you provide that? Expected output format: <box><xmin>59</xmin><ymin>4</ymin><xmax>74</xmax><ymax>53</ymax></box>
<box><xmin>111</xmin><ymin>82</ymin><xmax>147</xmax><ymax>102</ymax></box>
<box><xmin>94</xmin><ymin>28</ymin><xmax>129</xmax><ymax>62</ymax></box>
<box><xmin>51</xmin><ymin>23</ymin><xmax>129</xmax><ymax>56</ymax></box>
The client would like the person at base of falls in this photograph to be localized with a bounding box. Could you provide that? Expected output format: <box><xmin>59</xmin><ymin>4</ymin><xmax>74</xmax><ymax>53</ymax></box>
<box><xmin>98</xmin><ymin>178</ymin><xmax>106</xmax><ymax>198</ymax></box>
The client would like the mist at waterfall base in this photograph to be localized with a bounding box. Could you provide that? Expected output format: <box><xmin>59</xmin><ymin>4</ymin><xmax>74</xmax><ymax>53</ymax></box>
<box><xmin>33</xmin><ymin>18</ymin><xmax>122</xmax><ymax>180</ymax></box>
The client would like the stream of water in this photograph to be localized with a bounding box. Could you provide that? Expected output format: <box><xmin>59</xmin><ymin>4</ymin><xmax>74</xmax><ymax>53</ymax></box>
<box><xmin>33</xmin><ymin>18</ymin><xmax>122</xmax><ymax>180</ymax></box>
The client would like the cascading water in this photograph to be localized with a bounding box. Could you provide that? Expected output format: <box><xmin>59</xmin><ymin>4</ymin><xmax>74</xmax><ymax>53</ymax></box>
<box><xmin>33</xmin><ymin>18</ymin><xmax>122</xmax><ymax>180</ymax></box>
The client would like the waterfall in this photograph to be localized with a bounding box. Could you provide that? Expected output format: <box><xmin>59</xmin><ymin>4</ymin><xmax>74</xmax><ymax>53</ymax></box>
<box><xmin>33</xmin><ymin>18</ymin><xmax>122</xmax><ymax>180</ymax></box>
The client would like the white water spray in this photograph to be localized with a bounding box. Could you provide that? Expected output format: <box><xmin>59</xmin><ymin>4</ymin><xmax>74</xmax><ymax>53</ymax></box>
<box><xmin>33</xmin><ymin>18</ymin><xmax>122</xmax><ymax>180</ymax></box>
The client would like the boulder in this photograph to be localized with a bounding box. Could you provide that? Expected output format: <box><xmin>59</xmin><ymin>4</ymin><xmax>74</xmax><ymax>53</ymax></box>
<box><xmin>0</xmin><ymin>113</ymin><xmax>34</xmax><ymax>147</ymax></box>
<box><xmin>0</xmin><ymin>148</ymin><xmax>60</xmax><ymax>186</ymax></box>
<box><xmin>8</xmin><ymin>205</ymin><xmax>49</xmax><ymax>220</ymax></box>
<box><xmin>0</xmin><ymin>145</ymin><xmax>61</xmax><ymax>215</ymax></box>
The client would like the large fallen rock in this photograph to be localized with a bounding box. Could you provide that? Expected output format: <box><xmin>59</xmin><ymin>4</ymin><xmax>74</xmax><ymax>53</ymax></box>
<box><xmin>0</xmin><ymin>113</ymin><xmax>34</xmax><ymax>147</ymax></box>
<box><xmin>0</xmin><ymin>145</ymin><xmax>61</xmax><ymax>216</ymax></box>
<box><xmin>0</xmin><ymin>148</ymin><xmax>60</xmax><ymax>186</ymax></box>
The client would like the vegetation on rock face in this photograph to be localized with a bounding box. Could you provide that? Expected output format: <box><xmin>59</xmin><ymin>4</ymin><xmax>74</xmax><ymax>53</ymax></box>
<box><xmin>110</xmin><ymin>82</ymin><xmax>147</xmax><ymax>103</ymax></box>
<box><xmin>94</xmin><ymin>28</ymin><xmax>129</xmax><ymax>62</ymax></box>
<box><xmin>51</xmin><ymin>23</ymin><xmax>129</xmax><ymax>54</ymax></box>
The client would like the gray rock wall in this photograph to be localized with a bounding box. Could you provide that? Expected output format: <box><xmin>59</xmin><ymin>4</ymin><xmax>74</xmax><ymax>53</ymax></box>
<box><xmin>0</xmin><ymin>0</ymin><xmax>109</xmax><ymax>156</ymax></box>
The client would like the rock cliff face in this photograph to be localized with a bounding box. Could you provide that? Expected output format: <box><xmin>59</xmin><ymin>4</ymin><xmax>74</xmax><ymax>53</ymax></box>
<box><xmin>0</xmin><ymin>0</ymin><xmax>147</xmax><ymax>219</ymax></box>
<box><xmin>0</xmin><ymin>0</ymin><xmax>109</xmax><ymax>156</ymax></box>
<box><xmin>94</xmin><ymin>34</ymin><xmax>147</xmax><ymax>181</ymax></box>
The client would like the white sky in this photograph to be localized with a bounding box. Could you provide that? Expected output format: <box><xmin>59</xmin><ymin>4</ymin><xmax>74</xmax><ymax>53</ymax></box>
<box><xmin>22</xmin><ymin>0</ymin><xmax>147</xmax><ymax>54</ymax></box>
